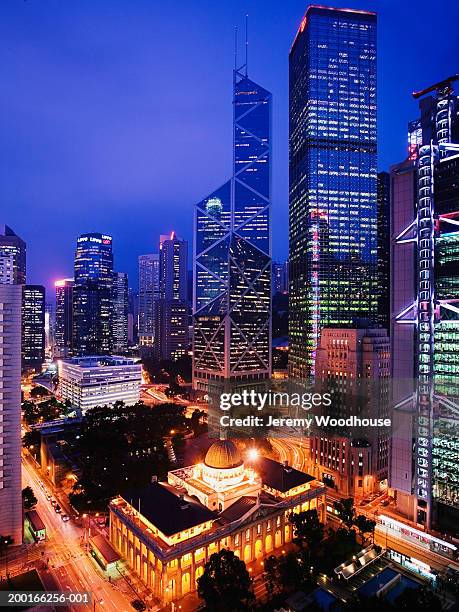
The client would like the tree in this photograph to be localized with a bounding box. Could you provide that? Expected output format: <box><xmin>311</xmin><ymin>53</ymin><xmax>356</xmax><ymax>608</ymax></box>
<box><xmin>22</xmin><ymin>429</ymin><xmax>41</xmax><ymax>450</ymax></box>
<box><xmin>395</xmin><ymin>585</ymin><xmax>443</xmax><ymax>609</ymax></box>
<box><xmin>289</xmin><ymin>509</ymin><xmax>324</xmax><ymax>554</ymax></box>
<box><xmin>30</xmin><ymin>386</ymin><xmax>49</xmax><ymax>398</ymax></box>
<box><xmin>197</xmin><ymin>549</ymin><xmax>254</xmax><ymax>612</ymax></box>
<box><xmin>354</xmin><ymin>514</ymin><xmax>376</xmax><ymax>545</ymax></box>
<box><xmin>22</xmin><ymin>486</ymin><xmax>37</xmax><ymax>510</ymax></box>
<box><xmin>333</xmin><ymin>498</ymin><xmax>355</xmax><ymax>531</ymax></box>
<box><xmin>263</xmin><ymin>555</ymin><xmax>280</xmax><ymax>597</ymax></box>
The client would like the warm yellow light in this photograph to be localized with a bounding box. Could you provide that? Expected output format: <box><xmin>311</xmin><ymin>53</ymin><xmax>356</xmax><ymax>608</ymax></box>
<box><xmin>247</xmin><ymin>448</ymin><xmax>259</xmax><ymax>461</ymax></box>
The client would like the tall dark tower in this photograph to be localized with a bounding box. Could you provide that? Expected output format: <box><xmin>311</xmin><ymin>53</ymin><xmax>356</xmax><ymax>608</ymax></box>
<box><xmin>72</xmin><ymin>233</ymin><xmax>114</xmax><ymax>355</ymax></box>
<box><xmin>0</xmin><ymin>224</ymin><xmax>26</xmax><ymax>285</ymax></box>
<box><xmin>193</xmin><ymin>62</ymin><xmax>272</xmax><ymax>391</ymax></box>
<box><xmin>289</xmin><ymin>6</ymin><xmax>378</xmax><ymax>380</ymax></box>
<box><xmin>55</xmin><ymin>279</ymin><xmax>74</xmax><ymax>357</ymax></box>
<box><xmin>377</xmin><ymin>171</ymin><xmax>390</xmax><ymax>331</ymax></box>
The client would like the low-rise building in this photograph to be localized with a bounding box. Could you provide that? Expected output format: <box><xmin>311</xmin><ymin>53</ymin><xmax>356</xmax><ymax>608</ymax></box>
<box><xmin>58</xmin><ymin>355</ymin><xmax>141</xmax><ymax>412</ymax></box>
<box><xmin>109</xmin><ymin>440</ymin><xmax>326</xmax><ymax>606</ymax></box>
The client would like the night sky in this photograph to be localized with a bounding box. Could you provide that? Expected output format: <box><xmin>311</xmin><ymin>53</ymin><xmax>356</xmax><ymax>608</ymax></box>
<box><xmin>2</xmin><ymin>0</ymin><xmax>459</xmax><ymax>295</ymax></box>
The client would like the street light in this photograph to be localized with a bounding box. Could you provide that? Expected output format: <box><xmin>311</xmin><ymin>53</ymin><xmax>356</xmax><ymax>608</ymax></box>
<box><xmin>247</xmin><ymin>448</ymin><xmax>259</xmax><ymax>462</ymax></box>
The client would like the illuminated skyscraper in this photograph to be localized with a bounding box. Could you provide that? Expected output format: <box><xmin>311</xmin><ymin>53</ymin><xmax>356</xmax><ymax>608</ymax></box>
<box><xmin>193</xmin><ymin>65</ymin><xmax>271</xmax><ymax>390</ymax></box>
<box><xmin>390</xmin><ymin>76</ymin><xmax>459</xmax><ymax>529</ymax></box>
<box><xmin>138</xmin><ymin>253</ymin><xmax>160</xmax><ymax>345</ymax></box>
<box><xmin>0</xmin><ymin>224</ymin><xmax>26</xmax><ymax>285</ymax></box>
<box><xmin>73</xmin><ymin>233</ymin><xmax>113</xmax><ymax>356</ymax></box>
<box><xmin>22</xmin><ymin>284</ymin><xmax>45</xmax><ymax>371</ymax></box>
<box><xmin>112</xmin><ymin>271</ymin><xmax>129</xmax><ymax>353</ymax></box>
<box><xmin>55</xmin><ymin>279</ymin><xmax>74</xmax><ymax>357</ymax></box>
<box><xmin>289</xmin><ymin>6</ymin><xmax>378</xmax><ymax>380</ymax></box>
<box><xmin>377</xmin><ymin>171</ymin><xmax>390</xmax><ymax>331</ymax></box>
<box><xmin>0</xmin><ymin>283</ymin><xmax>23</xmax><ymax>543</ymax></box>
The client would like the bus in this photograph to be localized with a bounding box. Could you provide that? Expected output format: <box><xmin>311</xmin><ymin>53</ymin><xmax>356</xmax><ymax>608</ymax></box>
<box><xmin>26</xmin><ymin>510</ymin><xmax>46</xmax><ymax>541</ymax></box>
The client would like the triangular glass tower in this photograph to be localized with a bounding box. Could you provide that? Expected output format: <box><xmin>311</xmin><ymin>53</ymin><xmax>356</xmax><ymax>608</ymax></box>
<box><xmin>193</xmin><ymin>68</ymin><xmax>272</xmax><ymax>390</ymax></box>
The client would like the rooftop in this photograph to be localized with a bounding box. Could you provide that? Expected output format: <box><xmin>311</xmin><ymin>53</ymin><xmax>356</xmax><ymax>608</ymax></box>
<box><xmin>61</xmin><ymin>355</ymin><xmax>140</xmax><ymax>368</ymax></box>
<box><xmin>255</xmin><ymin>457</ymin><xmax>315</xmax><ymax>493</ymax></box>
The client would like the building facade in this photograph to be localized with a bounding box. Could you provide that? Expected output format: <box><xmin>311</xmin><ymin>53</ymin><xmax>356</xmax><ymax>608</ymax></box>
<box><xmin>193</xmin><ymin>66</ymin><xmax>272</xmax><ymax>391</ymax></box>
<box><xmin>109</xmin><ymin>440</ymin><xmax>326</xmax><ymax>606</ymax></box>
<box><xmin>311</xmin><ymin>327</ymin><xmax>390</xmax><ymax>497</ymax></box>
<box><xmin>73</xmin><ymin>233</ymin><xmax>114</xmax><ymax>356</ymax></box>
<box><xmin>0</xmin><ymin>284</ymin><xmax>23</xmax><ymax>543</ymax></box>
<box><xmin>112</xmin><ymin>272</ymin><xmax>129</xmax><ymax>353</ymax></box>
<box><xmin>22</xmin><ymin>284</ymin><xmax>45</xmax><ymax>371</ymax></box>
<box><xmin>55</xmin><ymin>279</ymin><xmax>74</xmax><ymax>357</ymax></box>
<box><xmin>390</xmin><ymin>77</ymin><xmax>459</xmax><ymax>529</ymax></box>
<box><xmin>272</xmin><ymin>261</ymin><xmax>288</xmax><ymax>295</ymax></box>
<box><xmin>0</xmin><ymin>224</ymin><xmax>26</xmax><ymax>285</ymax></box>
<box><xmin>377</xmin><ymin>171</ymin><xmax>390</xmax><ymax>330</ymax></box>
<box><xmin>289</xmin><ymin>6</ymin><xmax>378</xmax><ymax>380</ymax></box>
<box><xmin>58</xmin><ymin>356</ymin><xmax>141</xmax><ymax>412</ymax></box>
<box><xmin>138</xmin><ymin>254</ymin><xmax>160</xmax><ymax>346</ymax></box>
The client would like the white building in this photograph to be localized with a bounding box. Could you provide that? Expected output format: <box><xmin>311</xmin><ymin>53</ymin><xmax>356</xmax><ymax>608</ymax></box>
<box><xmin>58</xmin><ymin>356</ymin><xmax>141</xmax><ymax>412</ymax></box>
<box><xmin>0</xmin><ymin>284</ymin><xmax>23</xmax><ymax>543</ymax></box>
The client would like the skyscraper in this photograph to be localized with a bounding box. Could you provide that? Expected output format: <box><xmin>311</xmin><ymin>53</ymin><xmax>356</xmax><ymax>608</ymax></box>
<box><xmin>155</xmin><ymin>233</ymin><xmax>189</xmax><ymax>361</ymax></box>
<box><xmin>22</xmin><ymin>284</ymin><xmax>46</xmax><ymax>371</ymax></box>
<box><xmin>377</xmin><ymin>171</ymin><xmax>390</xmax><ymax>331</ymax></box>
<box><xmin>272</xmin><ymin>261</ymin><xmax>288</xmax><ymax>295</ymax></box>
<box><xmin>193</xmin><ymin>65</ymin><xmax>272</xmax><ymax>391</ymax></box>
<box><xmin>55</xmin><ymin>279</ymin><xmax>74</xmax><ymax>357</ymax></box>
<box><xmin>0</xmin><ymin>224</ymin><xmax>26</xmax><ymax>285</ymax></box>
<box><xmin>289</xmin><ymin>6</ymin><xmax>378</xmax><ymax>380</ymax></box>
<box><xmin>112</xmin><ymin>271</ymin><xmax>129</xmax><ymax>353</ymax></box>
<box><xmin>73</xmin><ymin>233</ymin><xmax>113</xmax><ymax>356</ymax></box>
<box><xmin>0</xmin><ymin>283</ymin><xmax>23</xmax><ymax>543</ymax></box>
<box><xmin>390</xmin><ymin>76</ymin><xmax>459</xmax><ymax>529</ymax></box>
<box><xmin>138</xmin><ymin>253</ymin><xmax>160</xmax><ymax>345</ymax></box>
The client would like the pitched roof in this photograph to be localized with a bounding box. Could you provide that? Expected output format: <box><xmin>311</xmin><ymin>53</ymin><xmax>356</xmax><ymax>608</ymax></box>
<box><xmin>257</xmin><ymin>457</ymin><xmax>314</xmax><ymax>493</ymax></box>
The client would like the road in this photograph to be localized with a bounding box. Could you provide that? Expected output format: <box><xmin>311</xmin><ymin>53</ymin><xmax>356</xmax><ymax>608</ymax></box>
<box><xmin>19</xmin><ymin>458</ymin><xmax>141</xmax><ymax>612</ymax></box>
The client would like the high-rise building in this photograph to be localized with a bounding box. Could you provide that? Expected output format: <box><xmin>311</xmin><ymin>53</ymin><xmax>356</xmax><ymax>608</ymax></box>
<box><xmin>0</xmin><ymin>254</ymin><xmax>14</xmax><ymax>284</ymax></box>
<box><xmin>289</xmin><ymin>6</ymin><xmax>378</xmax><ymax>380</ymax></box>
<box><xmin>377</xmin><ymin>171</ymin><xmax>390</xmax><ymax>331</ymax></box>
<box><xmin>55</xmin><ymin>279</ymin><xmax>74</xmax><ymax>357</ymax></box>
<box><xmin>45</xmin><ymin>301</ymin><xmax>55</xmax><ymax>353</ymax></box>
<box><xmin>0</xmin><ymin>224</ymin><xmax>26</xmax><ymax>285</ymax></box>
<box><xmin>0</xmin><ymin>283</ymin><xmax>23</xmax><ymax>543</ymax></box>
<box><xmin>272</xmin><ymin>261</ymin><xmax>288</xmax><ymax>295</ymax></box>
<box><xmin>311</xmin><ymin>327</ymin><xmax>390</xmax><ymax>497</ymax></box>
<box><xmin>73</xmin><ymin>233</ymin><xmax>113</xmax><ymax>356</ymax></box>
<box><xmin>112</xmin><ymin>271</ymin><xmax>129</xmax><ymax>353</ymax></box>
<box><xmin>155</xmin><ymin>233</ymin><xmax>189</xmax><ymax>361</ymax></box>
<box><xmin>193</xmin><ymin>65</ymin><xmax>272</xmax><ymax>391</ymax></box>
<box><xmin>138</xmin><ymin>254</ymin><xmax>160</xmax><ymax>346</ymax></box>
<box><xmin>22</xmin><ymin>284</ymin><xmax>45</xmax><ymax>371</ymax></box>
<box><xmin>390</xmin><ymin>76</ymin><xmax>459</xmax><ymax>530</ymax></box>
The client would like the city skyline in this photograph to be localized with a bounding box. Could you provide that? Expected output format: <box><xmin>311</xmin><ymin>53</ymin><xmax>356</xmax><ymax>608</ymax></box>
<box><xmin>2</xmin><ymin>0</ymin><xmax>459</xmax><ymax>293</ymax></box>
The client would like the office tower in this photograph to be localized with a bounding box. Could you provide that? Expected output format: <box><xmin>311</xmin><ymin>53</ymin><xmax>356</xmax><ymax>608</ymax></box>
<box><xmin>72</xmin><ymin>233</ymin><xmax>113</xmax><ymax>356</ymax></box>
<box><xmin>272</xmin><ymin>261</ymin><xmax>288</xmax><ymax>295</ymax></box>
<box><xmin>45</xmin><ymin>301</ymin><xmax>55</xmax><ymax>353</ymax></box>
<box><xmin>0</xmin><ymin>284</ymin><xmax>23</xmax><ymax>543</ymax></box>
<box><xmin>155</xmin><ymin>233</ymin><xmax>189</xmax><ymax>360</ymax></box>
<box><xmin>112</xmin><ymin>271</ymin><xmax>129</xmax><ymax>353</ymax></box>
<box><xmin>55</xmin><ymin>279</ymin><xmax>74</xmax><ymax>357</ymax></box>
<box><xmin>0</xmin><ymin>224</ymin><xmax>26</xmax><ymax>285</ymax></box>
<box><xmin>283</xmin><ymin>259</ymin><xmax>289</xmax><ymax>294</ymax></box>
<box><xmin>311</xmin><ymin>327</ymin><xmax>390</xmax><ymax>497</ymax></box>
<box><xmin>390</xmin><ymin>76</ymin><xmax>459</xmax><ymax>529</ymax></box>
<box><xmin>22</xmin><ymin>285</ymin><xmax>45</xmax><ymax>371</ymax></box>
<box><xmin>138</xmin><ymin>254</ymin><xmax>160</xmax><ymax>345</ymax></box>
<box><xmin>193</xmin><ymin>65</ymin><xmax>272</xmax><ymax>391</ymax></box>
<box><xmin>289</xmin><ymin>6</ymin><xmax>378</xmax><ymax>380</ymax></box>
<box><xmin>377</xmin><ymin>171</ymin><xmax>390</xmax><ymax>330</ymax></box>
<box><xmin>0</xmin><ymin>254</ymin><xmax>14</xmax><ymax>284</ymax></box>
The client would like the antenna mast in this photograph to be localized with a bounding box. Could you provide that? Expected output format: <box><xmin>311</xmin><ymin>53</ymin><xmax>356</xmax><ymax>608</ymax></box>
<box><xmin>245</xmin><ymin>14</ymin><xmax>248</xmax><ymax>76</ymax></box>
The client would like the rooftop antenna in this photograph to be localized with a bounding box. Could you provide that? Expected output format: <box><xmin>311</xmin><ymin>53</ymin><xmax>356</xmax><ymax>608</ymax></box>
<box><xmin>234</xmin><ymin>26</ymin><xmax>238</xmax><ymax>72</ymax></box>
<box><xmin>245</xmin><ymin>14</ymin><xmax>248</xmax><ymax>77</ymax></box>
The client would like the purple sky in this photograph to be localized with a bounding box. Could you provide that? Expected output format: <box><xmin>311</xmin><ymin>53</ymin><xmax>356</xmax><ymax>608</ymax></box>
<box><xmin>2</xmin><ymin>0</ymin><xmax>459</xmax><ymax>295</ymax></box>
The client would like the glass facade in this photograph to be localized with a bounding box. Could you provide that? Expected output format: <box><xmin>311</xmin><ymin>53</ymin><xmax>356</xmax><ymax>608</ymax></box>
<box><xmin>289</xmin><ymin>7</ymin><xmax>377</xmax><ymax>380</ymax></box>
<box><xmin>55</xmin><ymin>279</ymin><xmax>74</xmax><ymax>354</ymax></box>
<box><xmin>73</xmin><ymin>233</ymin><xmax>113</xmax><ymax>355</ymax></box>
<box><xmin>0</xmin><ymin>224</ymin><xmax>26</xmax><ymax>285</ymax></box>
<box><xmin>193</xmin><ymin>70</ymin><xmax>271</xmax><ymax>388</ymax></box>
<box><xmin>22</xmin><ymin>284</ymin><xmax>45</xmax><ymax>370</ymax></box>
<box><xmin>112</xmin><ymin>271</ymin><xmax>129</xmax><ymax>353</ymax></box>
<box><xmin>138</xmin><ymin>253</ymin><xmax>160</xmax><ymax>338</ymax></box>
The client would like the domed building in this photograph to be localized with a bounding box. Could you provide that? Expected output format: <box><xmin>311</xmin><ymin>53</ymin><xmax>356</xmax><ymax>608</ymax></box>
<box><xmin>110</xmin><ymin>438</ymin><xmax>326</xmax><ymax>607</ymax></box>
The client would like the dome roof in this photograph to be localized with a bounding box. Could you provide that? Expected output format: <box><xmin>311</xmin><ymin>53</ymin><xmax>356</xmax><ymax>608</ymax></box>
<box><xmin>204</xmin><ymin>440</ymin><xmax>243</xmax><ymax>470</ymax></box>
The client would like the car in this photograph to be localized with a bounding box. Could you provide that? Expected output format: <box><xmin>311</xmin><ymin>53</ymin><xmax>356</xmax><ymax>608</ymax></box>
<box><xmin>50</xmin><ymin>499</ymin><xmax>57</xmax><ymax>506</ymax></box>
<box><xmin>381</xmin><ymin>499</ymin><xmax>390</xmax><ymax>507</ymax></box>
<box><xmin>46</xmin><ymin>494</ymin><xmax>52</xmax><ymax>501</ymax></box>
<box><xmin>61</xmin><ymin>514</ymin><xmax>70</xmax><ymax>522</ymax></box>
<box><xmin>54</xmin><ymin>505</ymin><xmax>62</xmax><ymax>513</ymax></box>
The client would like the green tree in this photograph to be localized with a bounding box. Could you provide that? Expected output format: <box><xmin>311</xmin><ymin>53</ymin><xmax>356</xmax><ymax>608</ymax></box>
<box><xmin>395</xmin><ymin>585</ymin><xmax>443</xmax><ymax>609</ymax></box>
<box><xmin>333</xmin><ymin>497</ymin><xmax>356</xmax><ymax>531</ymax></box>
<box><xmin>289</xmin><ymin>509</ymin><xmax>324</xmax><ymax>554</ymax></box>
<box><xmin>197</xmin><ymin>549</ymin><xmax>254</xmax><ymax>612</ymax></box>
<box><xmin>22</xmin><ymin>429</ymin><xmax>41</xmax><ymax>450</ymax></box>
<box><xmin>263</xmin><ymin>555</ymin><xmax>280</xmax><ymax>597</ymax></box>
<box><xmin>354</xmin><ymin>514</ymin><xmax>376</xmax><ymax>544</ymax></box>
<box><xmin>30</xmin><ymin>386</ymin><xmax>49</xmax><ymax>398</ymax></box>
<box><xmin>22</xmin><ymin>486</ymin><xmax>38</xmax><ymax>510</ymax></box>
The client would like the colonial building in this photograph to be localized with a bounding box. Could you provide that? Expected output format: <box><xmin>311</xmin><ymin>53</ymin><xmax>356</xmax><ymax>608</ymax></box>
<box><xmin>109</xmin><ymin>440</ymin><xmax>326</xmax><ymax>606</ymax></box>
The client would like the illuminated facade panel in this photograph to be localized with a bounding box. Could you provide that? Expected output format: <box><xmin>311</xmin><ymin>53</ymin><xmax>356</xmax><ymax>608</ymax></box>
<box><xmin>289</xmin><ymin>6</ymin><xmax>378</xmax><ymax>380</ymax></box>
<box><xmin>22</xmin><ymin>284</ymin><xmax>45</xmax><ymax>371</ymax></box>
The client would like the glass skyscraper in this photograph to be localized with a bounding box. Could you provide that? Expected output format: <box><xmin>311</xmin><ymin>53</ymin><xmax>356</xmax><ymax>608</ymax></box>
<box><xmin>138</xmin><ymin>253</ymin><xmax>160</xmax><ymax>343</ymax></box>
<box><xmin>112</xmin><ymin>271</ymin><xmax>129</xmax><ymax>353</ymax></box>
<box><xmin>0</xmin><ymin>224</ymin><xmax>26</xmax><ymax>285</ymax></box>
<box><xmin>55</xmin><ymin>278</ymin><xmax>74</xmax><ymax>357</ymax></box>
<box><xmin>22</xmin><ymin>284</ymin><xmax>46</xmax><ymax>371</ymax></box>
<box><xmin>193</xmin><ymin>67</ymin><xmax>271</xmax><ymax>390</ymax></box>
<box><xmin>289</xmin><ymin>6</ymin><xmax>377</xmax><ymax>380</ymax></box>
<box><xmin>73</xmin><ymin>232</ymin><xmax>114</xmax><ymax>355</ymax></box>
